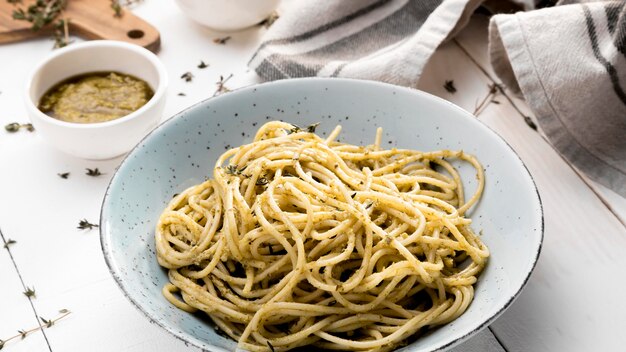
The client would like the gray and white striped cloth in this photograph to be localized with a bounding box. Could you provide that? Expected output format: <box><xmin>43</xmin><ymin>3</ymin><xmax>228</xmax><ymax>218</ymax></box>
<box><xmin>249</xmin><ymin>0</ymin><xmax>626</xmax><ymax>197</ymax></box>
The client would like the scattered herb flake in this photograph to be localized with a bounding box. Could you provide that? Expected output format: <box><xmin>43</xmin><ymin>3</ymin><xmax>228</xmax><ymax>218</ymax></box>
<box><xmin>197</xmin><ymin>61</ymin><xmax>209</xmax><ymax>69</ymax></box>
<box><xmin>177</xmin><ymin>92</ymin><xmax>186</xmax><ymax>96</ymax></box>
<box><xmin>77</xmin><ymin>219</ymin><xmax>99</xmax><ymax>230</ymax></box>
<box><xmin>180</xmin><ymin>72</ymin><xmax>194</xmax><ymax>82</ymax></box>
<box><xmin>288</xmin><ymin>125</ymin><xmax>301</xmax><ymax>134</ymax></box>
<box><xmin>4</xmin><ymin>123</ymin><xmax>20</xmax><ymax>133</ymax></box>
<box><xmin>256</xmin><ymin>177</ymin><xmax>269</xmax><ymax>186</ymax></box>
<box><xmin>258</xmin><ymin>11</ymin><xmax>279</xmax><ymax>28</ymax></box>
<box><xmin>213</xmin><ymin>36</ymin><xmax>231</xmax><ymax>44</ymax></box>
<box><xmin>17</xmin><ymin>330</ymin><xmax>26</xmax><ymax>339</ymax></box>
<box><xmin>57</xmin><ymin>172</ymin><xmax>70</xmax><ymax>179</ymax></box>
<box><xmin>58</xmin><ymin>309</ymin><xmax>69</xmax><ymax>314</ymax></box>
<box><xmin>39</xmin><ymin>317</ymin><xmax>53</xmax><ymax>328</ymax></box>
<box><xmin>4</xmin><ymin>122</ymin><xmax>35</xmax><ymax>133</ymax></box>
<box><xmin>85</xmin><ymin>168</ymin><xmax>103</xmax><ymax>176</ymax></box>
<box><xmin>225</xmin><ymin>164</ymin><xmax>247</xmax><ymax>176</ymax></box>
<box><xmin>443</xmin><ymin>80</ymin><xmax>457</xmax><ymax>93</ymax></box>
<box><xmin>3</xmin><ymin>239</ymin><xmax>16</xmax><ymax>249</ymax></box>
<box><xmin>524</xmin><ymin>116</ymin><xmax>538</xmax><ymax>131</ymax></box>
<box><xmin>305</xmin><ymin>122</ymin><xmax>320</xmax><ymax>133</ymax></box>
<box><xmin>23</xmin><ymin>287</ymin><xmax>36</xmax><ymax>298</ymax></box>
<box><xmin>110</xmin><ymin>0</ymin><xmax>122</xmax><ymax>17</ymax></box>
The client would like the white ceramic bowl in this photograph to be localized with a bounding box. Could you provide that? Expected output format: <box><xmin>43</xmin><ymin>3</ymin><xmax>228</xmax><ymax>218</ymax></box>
<box><xmin>25</xmin><ymin>40</ymin><xmax>168</xmax><ymax>160</ymax></box>
<box><xmin>101</xmin><ymin>78</ymin><xmax>543</xmax><ymax>351</ymax></box>
<box><xmin>174</xmin><ymin>0</ymin><xmax>281</xmax><ymax>31</ymax></box>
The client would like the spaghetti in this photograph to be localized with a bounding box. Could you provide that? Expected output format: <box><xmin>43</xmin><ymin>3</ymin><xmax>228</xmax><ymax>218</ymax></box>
<box><xmin>156</xmin><ymin>121</ymin><xmax>489</xmax><ymax>351</ymax></box>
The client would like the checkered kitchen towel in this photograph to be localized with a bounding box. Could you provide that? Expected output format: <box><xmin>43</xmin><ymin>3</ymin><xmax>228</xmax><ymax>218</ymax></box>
<box><xmin>249</xmin><ymin>0</ymin><xmax>626</xmax><ymax>197</ymax></box>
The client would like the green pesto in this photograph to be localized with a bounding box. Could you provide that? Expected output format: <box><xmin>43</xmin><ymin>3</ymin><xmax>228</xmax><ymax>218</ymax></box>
<box><xmin>39</xmin><ymin>72</ymin><xmax>154</xmax><ymax>123</ymax></box>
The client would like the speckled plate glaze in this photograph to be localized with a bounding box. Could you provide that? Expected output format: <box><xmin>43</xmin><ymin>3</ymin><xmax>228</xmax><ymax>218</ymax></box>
<box><xmin>100</xmin><ymin>78</ymin><xmax>543</xmax><ymax>352</ymax></box>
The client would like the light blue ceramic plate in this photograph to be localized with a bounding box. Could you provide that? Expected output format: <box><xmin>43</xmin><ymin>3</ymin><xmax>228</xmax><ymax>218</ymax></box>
<box><xmin>100</xmin><ymin>78</ymin><xmax>543</xmax><ymax>352</ymax></box>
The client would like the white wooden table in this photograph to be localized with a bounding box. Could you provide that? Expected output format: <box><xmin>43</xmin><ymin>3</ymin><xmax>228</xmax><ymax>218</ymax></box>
<box><xmin>1</xmin><ymin>2</ymin><xmax>625</xmax><ymax>352</ymax></box>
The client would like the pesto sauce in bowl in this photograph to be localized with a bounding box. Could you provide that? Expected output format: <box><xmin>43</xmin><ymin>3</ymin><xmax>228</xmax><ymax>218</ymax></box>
<box><xmin>38</xmin><ymin>72</ymin><xmax>154</xmax><ymax>124</ymax></box>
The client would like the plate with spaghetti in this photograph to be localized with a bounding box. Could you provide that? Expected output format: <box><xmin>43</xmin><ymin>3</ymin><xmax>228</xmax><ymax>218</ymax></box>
<box><xmin>101</xmin><ymin>78</ymin><xmax>543</xmax><ymax>352</ymax></box>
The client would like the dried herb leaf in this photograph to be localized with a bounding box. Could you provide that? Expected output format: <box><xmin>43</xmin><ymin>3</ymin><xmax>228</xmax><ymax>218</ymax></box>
<box><xmin>58</xmin><ymin>308</ymin><xmax>69</xmax><ymax>314</ymax></box>
<box><xmin>180</xmin><ymin>72</ymin><xmax>194</xmax><ymax>82</ymax></box>
<box><xmin>305</xmin><ymin>122</ymin><xmax>320</xmax><ymax>133</ymax></box>
<box><xmin>197</xmin><ymin>61</ymin><xmax>209</xmax><ymax>69</ymax></box>
<box><xmin>4</xmin><ymin>123</ymin><xmax>20</xmax><ymax>133</ymax></box>
<box><xmin>85</xmin><ymin>168</ymin><xmax>103</xmax><ymax>176</ymax></box>
<box><xmin>443</xmin><ymin>80</ymin><xmax>457</xmax><ymax>93</ymax></box>
<box><xmin>57</xmin><ymin>172</ymin><xmax>69</xmax><ymax>179</ymax></box>
<box><xmin>213</xmin><ymin>36</ymin><xmax>231</xmax><ymax>44</ymax></box>
<box><xmin>77</xmin><ymin>219</ymin><xmax>99</xmax><ymax>230</ymax></box>
<box><xmin>225</xmin><ymin>165</ymin><xmax>247</xmax><ymax>176</ymax></box>
<box><xmin>3</xmin><ymin>239</ymin><xmax>16</xmax><ymax>249</ymax></box>
<box><xmin>4</xmin><ymin>122</ymin><xmax>35</xmax><ymax>133</ymax></box>
<box><xmin>256</xmin><ymin>177</ymin><xmax>269</xmax><ymax>186</ymax></box>
<box><xmin>258</xmin><ymin>11</ymin><xmax>279</xmax><ymax>28</ymax></box>
<box><xmin>40</xmin><ymin>317</ymin><xmax>53</xmax><ymax>328</ymax></box>
<box><xmin>23</xmin><ymin>287</ymin><xmax>35</xmax><ymax>298</ymax></box>
<box><xmin>177</xmin><ymin>92</ymin><xmax>186</xmax><ymax>96</ymax></box>
<box><xmin>524</xmin><ymin>116</ymin><xmax>538</xmax><ymax>131</ymax></box>
<box><xmin>17</xmin><ymin>330</ymin><xmax>26</xmax><ymax>339</ymax></box>
<box><xmin>111</xmin><ymin>0</ymin><xmax>122</xmax><ymax>17</ymax></box>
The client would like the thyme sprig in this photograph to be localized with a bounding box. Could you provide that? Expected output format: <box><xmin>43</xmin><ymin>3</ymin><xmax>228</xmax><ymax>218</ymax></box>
<box><xmin>473</xmin><ymin>83</ymin><xmax>501</xmax><ymax>116</ymax></box>
<box><xmin>4</xmin><ymin>122</ymin><xmax>34</xmax><ymax>133</ymax></box>
<box><xmin>77</xmin><ymin>219</ymin><xmax>98</xmax><ymax>230</ymax></box>
<box><xmin>10</xmin><ymin>0</ymin><xmax>70</xmax><ymax>48</ymax></box>
<box><xmin>11</xmin><ymin>0</ymin><xmax>66</xmax><ymax>30</ymax></box>
<box><xmin>213</xmin><ymin>74</ymin><xmax>233</xmax><ymax>97</ymax></box>
<box><xmin>0</xmin><ymin>309</ymin><xmax>71</xmax><ymax>350</ymax></box>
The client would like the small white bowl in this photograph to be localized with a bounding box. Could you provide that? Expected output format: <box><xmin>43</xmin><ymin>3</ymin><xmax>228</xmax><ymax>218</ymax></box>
<box><xmin>174</xmin><ymin>0</ymin><xmax>281</xmax><ymax>32</ymax></box>
<box><xmin>25</xmin><ymin>40</ymin><xmax>168</xmax><ymax>160</ymax></box>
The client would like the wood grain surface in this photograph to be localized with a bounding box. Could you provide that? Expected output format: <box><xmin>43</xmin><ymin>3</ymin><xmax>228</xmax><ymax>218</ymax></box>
<box><xmin>0</xmin><ymin>0</ymin><xmax>160</xmax><ymax>52</ymax></box>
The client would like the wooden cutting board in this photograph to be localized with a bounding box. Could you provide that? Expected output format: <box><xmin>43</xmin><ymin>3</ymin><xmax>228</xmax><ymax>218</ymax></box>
<box><xmin>0</xmin><ymin>0</ymin><xmax>160</xmax><ymax>52</ymax></box>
